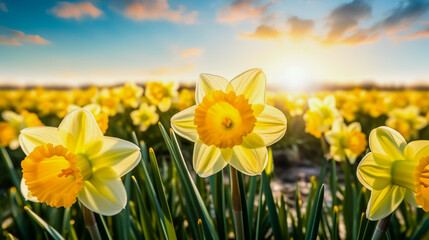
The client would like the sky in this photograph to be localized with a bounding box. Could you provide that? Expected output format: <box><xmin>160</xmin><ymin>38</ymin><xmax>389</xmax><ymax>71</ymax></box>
<box><xmin>0</xmin><ymin>0</ymin><xmax>429</xmax><ymax>90</ymax></box>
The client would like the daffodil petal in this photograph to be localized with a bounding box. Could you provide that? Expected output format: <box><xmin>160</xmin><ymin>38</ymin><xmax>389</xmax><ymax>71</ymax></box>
<box><xmin>221</xmin><ymin>148</ymin><xmax>233</xmax><ymax>162</ymax></box>
<box><xmin>20</xmin><ymin>178</ymin><xmax>39</xmax><ymax>202</ymax></box>
<box><xmin>369</xmin><ymin>126</ymin><xmax>406</xmax><ymax>161</ymax></box>
<box><xmin>19</xmin><ymin>127</ymin><xmax>62</xmax><ymax>155</ymax></box>
<box><xmin>404</xmin><ymin>140</ymin><xmax>429</xmax><ymax>163</ymax></box>
<box><xmin>89</xmin><ymin>136</ymin><xmax>141</xmax><ymax>177</ymax></box>
<box><xmin>404</xmin><ymin>189</ymin><xmax>418</xmax><ymax>207</ymax></box>
<box><xmin>251</xmin><ymin>105</ymin><xmax>287</xmax><ymax>146</ymax></box>
<box><xmin>158</xmin><ymin>98</ymin><xmax>172</xmax><ymax>112</ymax></box>
<box><xmin>348</xmin><ymin>122</ymin><xmax>361</xmax><ymax>132</ymax></box>
<box><xmin>193</xmin><ymin>142</ymin><xmax>227</xmax><ymax>177</ymax></box>
<box><xmin>229</xmin><ymin>146</ymin><xmax>267</xmax><ymax>176</ymax></box>
<box><xmin>229</xmin><ymin>69</ymin><xmax>266</xmax><ymax>105</ymax></box>
<box><xmin>196</xmin><ymin>73</ymin><xmax>229</xmax><ymax>104</ymax></box>
<box><xmin>242</xmin><ymin>132</ymin><xmax>265</xmax><ymax>148</ymax></box>
<box><xmin>366</xmin><ymin>185</ymin><xmax>405</xmax><ymax>220</ymax></box>
<box><xmin>78</xmin><ymin>167</ymin><xmax>126</xmax><ymax>216</ymax></box>
<box><xmin>324</xmin><ymin>95</ymin><xmax>336</xmax><ymax>109</ymax></box>
<box><xmin>308</xmin><ymin>98</ymin><xmax>322</xmax><ymax>110</ymax></box>
<box><xmin>357</xmin><ymin>153</ymin><xmax>391</xmax><ymax>190</ymax></box>
<box><xmin>58</xmin><ymin>109</ymin><xmax>103</xmax><ymax>155</ymax></box>
<box><xmin>171</xmin><ymin>105</ymin><xmax>198</xmax><ymax>142</ymax></box>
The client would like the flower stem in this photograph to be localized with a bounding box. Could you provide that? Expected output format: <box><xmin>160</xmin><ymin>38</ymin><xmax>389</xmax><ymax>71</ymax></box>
<box><xmin>372</xmin><ymin>214</ymin><xmax>392</xmax><ymax>240</ymax></box>
<box><xmin>230</xmin><ymin>166</ymin><xmax>245</xmax><ymax>240</ymax></box>
<box><xmin>82</xmin><ymin>205</ymin><xmax>102</xmax><ymax>240</ymax></box>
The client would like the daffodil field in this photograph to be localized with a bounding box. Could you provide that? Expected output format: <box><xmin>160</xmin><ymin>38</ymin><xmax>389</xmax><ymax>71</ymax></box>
<box><xmin>2</xmin><ymin>70</ymin><xmax>429</xmax><ymax>240</ymax></box>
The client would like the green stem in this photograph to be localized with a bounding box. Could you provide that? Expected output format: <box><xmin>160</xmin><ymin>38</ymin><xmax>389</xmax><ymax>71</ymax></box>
<box><xmin>372</xmin><ymin>214</ymin><xmax>392</xmax><ymax>240</ymax></box>
<box><xmin>82</xmin><ymin>205</ymin><xmax>102</xmax><ymax>240</ymax></box>
<box><xmin>230</xmin><ymin>166</ymin><xmax>244</xmax><ymax>240</ymax></box>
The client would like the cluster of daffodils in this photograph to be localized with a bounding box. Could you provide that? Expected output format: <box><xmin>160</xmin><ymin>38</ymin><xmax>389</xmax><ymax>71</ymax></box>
<box><xmin>171</xmin><ymin>69</ymin><xmax>287</xmax><ymax>176</ymax></box>
<box><xmin>0</xmin><ymin>81</ymin><xmax>193</xmax><ymax>149</ymax></box>
<box><xmin>357</xmin><ymin>126</ymin><xmax>429</xmax><ymax>220</ymax></box>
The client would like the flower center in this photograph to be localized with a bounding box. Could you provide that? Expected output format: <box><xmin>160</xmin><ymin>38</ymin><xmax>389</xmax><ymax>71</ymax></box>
<box><xmin>348</xmin><ymin>131</ymin><xmax>367</xmax><ymax>155</ymax></box>
<box><xmin>194</xmin><ymin>90</ymin><xmax>256</xmax><ymax>149</ymax></box>
<box><xmin>21</xmin><ymin>144</ymin><xmax>85</xmax><ymax>208</ymax></box>
<box><xmin>415</xmin><ymin>156</ymin><xmax>429</xmax><ymax>211</ymax></box>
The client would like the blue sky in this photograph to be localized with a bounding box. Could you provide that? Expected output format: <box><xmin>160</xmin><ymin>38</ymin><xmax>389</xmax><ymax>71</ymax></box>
<box><xmin>0</xmin><ymin>0</ymin><xmax>429</xmax><ymax>89</ymax></box>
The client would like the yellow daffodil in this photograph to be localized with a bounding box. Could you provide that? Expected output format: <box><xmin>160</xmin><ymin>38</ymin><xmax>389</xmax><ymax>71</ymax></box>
<box><xmin>325</xmin><ymin>118</ymin><xmax>367</xmax><ymax>163</ymax></box>
<box><xmin>130</xmin><ymin>103</ymin><xmax>159</xmax><ymax>132</ymax></box>
<box><xmin>68</xmin><ymin>104</ymin><xmax>109</xmax><ymax>134</ymax></box>
<box><xmin>0</xmin><ymin>122</ymin><xmax>16</xmax><ymax>147</ymax></box>
<box><xmin>171</xmin><ymin>69</ymin><xmax>287</xmax><ymax>177</ymax></box>
<box><xmin>96</xmin><ymin>88</ymin><xmax>124</xmax><ymax>116</ymax></box>
<box><xmin>304</xmin><ymin>95</ymin><xmax>338</xmax><ymax>138</ymax></box>
<box><xmin>20</xmin><ymin>109</ymin><xmax>141</xmax><ymax>215</ymax></box>
<box><xmin>73</xmin><ymin>87</ymin><xmax>97</xmax><ymax>107</ymax></box>
<box><xmin>362</xmin><ymin>90</ymin><xmax>387</xmax><ymax>118</ymax></box>
<box><xmin>357</xmin><ymin>126</ymin><xmax>429</xmax><ymax>220</ymax></box>
<box><xmin>386</xmin><ymin>106</ymin><xmax>427</xmax><ymax>141</ymax></box>
<box><xmin>146</xmin><ymin>81</ymin><xmax>178</xmax><ymax>112</ymax></box>
<box><xmin>0</xmin><ymin>110</ymin><xmax>44</xmax><ymax>149</ymax></box>
<box><xmin>176</xmin><ymin>88</ymin><xmax>196</xmax><ymax>111</ymax></box>
<box><xmin>120</xmin><ymin>82</ymin><xmax>144</xmax><ymax>109</ymax></box>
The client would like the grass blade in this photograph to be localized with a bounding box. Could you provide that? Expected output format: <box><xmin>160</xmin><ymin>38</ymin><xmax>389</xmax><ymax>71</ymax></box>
<box><xmin>148</xmin><ymin>148</ymin><xmax>177</xmax><ymax>240</ymax></box>
<box><xmin>24</xmin><ymin>206</ymin><xmax>65</xmax><ymax>240</ymax></box>
<box><xmin>261</xmin><ymin>170</ymin><xmax>282</xmax><ymax>240</ymax></box>
<box><xmin>305</xmin><ymin>184</ymin><xmax>325</xmax><ymax>240</ymax></box>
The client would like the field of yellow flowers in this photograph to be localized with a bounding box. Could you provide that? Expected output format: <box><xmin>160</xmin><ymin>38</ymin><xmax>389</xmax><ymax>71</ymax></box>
<box><xmin>1</xmin><ymin>69</ymin><xmax>429</xmax><ymax>240</ymax></box>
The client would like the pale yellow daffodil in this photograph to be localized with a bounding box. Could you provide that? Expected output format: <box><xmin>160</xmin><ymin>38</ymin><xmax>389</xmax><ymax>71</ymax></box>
<box><xmin>0</xmin><ymin>110</ymin><xmax>44</xmax><ymax>149</ymax></box>
<box><xmin>146</xmin><ymin>81</ymin><xmax>178</xmax><ymax>112</ymax></box>
<box><xmin>68</xmin><ymin>104</ymin><xmax>109</xmax><ymax>134</ymax></box>
<box><xmin>171</xmin><ymin>69</ymin><xmax>287</xmax><ymax>177</ymax></box>
<box><xmin>325</xmin><ymin>118</ymin><xmax>367</xmax><ymax>163</ymax></box>
<box><xmin>357</xmin><ymin>126</ymin><xmax>429</xmax><ymax>220</ymax></box>
<box><xmin>20</xmin><ymin>108</ymin><xmax>141</xmax><ymax>215</ymax></box>
<box><xmin>386</xmin><ymin>105</ymin><xmax>427</xmax><ymax>141</ymax></box>
<box><xmin>304</xmin><ymin>95</ymin><xmax>338</xmax><ymax>138</ymax></box>
<box><xmin>130</xmin><ymin>102</ymin><xmax>159</xmax><ymax>132</ymax></box>
<box><xmin>120</xmin><ymin>82</ymin><xmax>144</xmax><ymax>109</ymax></box>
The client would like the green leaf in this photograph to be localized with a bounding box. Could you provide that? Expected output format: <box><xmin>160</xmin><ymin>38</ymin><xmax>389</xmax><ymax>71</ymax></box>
<box><xmin>131</xmin><ymin>175</ymin><xmax>156</xmax><ymax>240</ymax></box>
<box><xmin>24</xmin><ymin>206</ymin><xmax>65</xmax><ymax>240</ymax></box>
<box><xmin>210</xmin><ymin>171</ymin><xmax>227</xmax><ymax>240</ymax></box>
<box><xmin>305</xmin><ymin>184</ymin><xmax>325</xmax><ymax>240</ymax></box>
<box><xmin>261</xmin><ymin>170</ymin><xmax>282</xmax><ymax>240</ymax></box>
<box><xmin>237</xmin><ymin>171</ymin><xmax>251</xmax><ymax>240</ymax></box>
<box><xmin>148</xmin><ymin>148</ymin><xmax>177</xmax><ymax>240</ymax></box>
<box><xmin>159</xmin><ymin>124</ymin><xmax>218</xmax><ymax>240</ymax></box>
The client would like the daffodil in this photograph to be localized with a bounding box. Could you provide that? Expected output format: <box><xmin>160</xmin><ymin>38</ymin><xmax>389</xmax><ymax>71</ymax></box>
<box><xmin>130</xmin><ymin>103</ymin><xmax>159</xmax><ymax>132</ymax></box>
<box><xmin>0</xmin><ymin>110</ymin><xmax>44</xmax><ymax>149</ymax></box>
<box><xmin>176</xmin><ymin>88</ymin><xmax>196</xmax><ymax>111</ymax></box>
<box><xmin>386</xmin><ymin>106</ymin><xmax>427</xmax><ymax>141</ymax></box>
<box><xmin>171</xmin><ymin>69</ymin><xmax>287</xmax><ymax>177</ymax></box>
<box><xmin>20</xmin><ymin>109</ymin><xmax>141</xmax><ymax>215</ymax></box>
<box><xmin>325</xmin><ymin>118</ymin><xmax>367</xmax><ymax>163</ymax></box>
<box><xmin>96</xmin><ymin>88</ymin><xmax>123</xmax><ymax>116</ymax></box>
<box><xmin>68</xmin><ymin>104</ymin><xmax>109</xmax><ymax>134</ymax></box>
<box><xmin>146</xmin><ymin>81</ymin><xmax>178</xmax><ymax>112</ymax></box>
<box><xmin>357</xmin><ymin>126</ymin><xmax>429</xmax><ymax>220</ymax></box>
<box><xmin>73</xmin><ymin>86</ymin><xmax>97</xmax><ymax>107</ymax></box>
<box><xmin>120</xmin><ymin>82</ymin><xmax>144</xmax><ymax>109</ymax></box>
<box><xmin>304</xmin><ymin>95</ymin><xmax>338</xmax><ymax>138</ymax></box>
<box><xmin>362</xmin><ymin>90</ymin><xmax>387</xmax><ymax>118</ymax></box>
